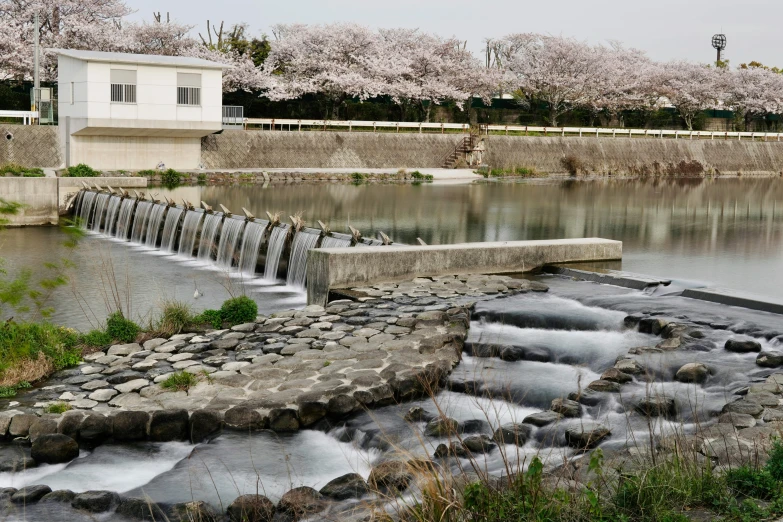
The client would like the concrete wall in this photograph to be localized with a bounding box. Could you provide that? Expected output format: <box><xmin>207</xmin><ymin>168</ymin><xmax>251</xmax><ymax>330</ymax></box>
<box><xmin>306</xmin><ymin>238</ymin><xmax>622</xmax><ymax>306</ymax></box>
<box><xmin>58</xmin><ymin>177</ymin><xmax>148</xmax><ymax>216</ymax></box>
<box><xmin>201</xmin><ymin>131</ymin><xmax>463</xmax><ymax>169</ymax></box>
<box><xmin>486</xmin><ymin>136</ymin><xmax>783</xmax><ymax>175</ymax></box>
<box><xmin>0</xmin><ymin>178</ymin><xmax>59</xmax><ymax>225</ymax></box>
<box><xmin>70</xmin><ymin>135</ymin><xmax>201</xmax><ymax>170</ymax></box>
<box><xmin>0</xmin><ymin>125</ymin><xmax>61</xmax><ymax>168</ymax></box>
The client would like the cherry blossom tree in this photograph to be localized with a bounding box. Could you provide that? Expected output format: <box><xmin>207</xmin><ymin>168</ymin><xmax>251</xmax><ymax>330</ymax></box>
<box><xmin>660</xmin><ymin>61</ymin><xmax>724</xmax><ymax>130</ymax></box>
<box><xmin>724</xmin><ymin>64</ymin><xmax>783</xmax><ymax>130</ymax></box>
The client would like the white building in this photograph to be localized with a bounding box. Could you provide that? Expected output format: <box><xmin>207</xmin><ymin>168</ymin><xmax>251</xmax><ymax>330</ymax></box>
<box><xmin>51</xmin><ymin>49</ymin><xmax>228</xmax><ymax>170</ymax></box>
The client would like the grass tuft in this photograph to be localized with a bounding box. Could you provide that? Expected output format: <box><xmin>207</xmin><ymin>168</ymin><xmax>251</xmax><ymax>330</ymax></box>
<box><xmin>161</xmin><ymin>371</ymin><xmax>198</xmax><ymax>392</ymax></box>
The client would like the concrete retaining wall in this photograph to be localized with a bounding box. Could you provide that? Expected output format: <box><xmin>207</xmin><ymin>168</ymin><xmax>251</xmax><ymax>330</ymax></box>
<box><xmin>201</xmin><ymin>130</ymin><xmax>462</xmax><ymax>169</ymax></box>
<box><xmin>306</xmin><ymin>238</ymin><xmax>622</xmax><ymax>306</ymax></box>
<box><xmin>486</xmin><ymin>136</ymin><xmax>783</xmax><ymax>175</ymax></box>
<box><xmin>0</xmin><ymin>178</ymin><xmax>59</xmax><ymax>225</ymax></box>
<box><xmin>0</xmin><ymin>125</ymin><xmax>61</xmax><ymax>168</ymax></box>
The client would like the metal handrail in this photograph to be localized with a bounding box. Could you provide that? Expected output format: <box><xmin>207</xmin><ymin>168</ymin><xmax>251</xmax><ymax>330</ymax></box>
<box><xmin>0</xmin><ymin>110</ymin><xmax>40</xmax><ymax>125</ymax></box>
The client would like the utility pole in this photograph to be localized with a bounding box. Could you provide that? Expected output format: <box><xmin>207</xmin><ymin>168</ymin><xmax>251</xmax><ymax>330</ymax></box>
<box><xmin>32</xmin><ymin>12</ymin><xmax>40</xmax><ymax>123</ymax></box>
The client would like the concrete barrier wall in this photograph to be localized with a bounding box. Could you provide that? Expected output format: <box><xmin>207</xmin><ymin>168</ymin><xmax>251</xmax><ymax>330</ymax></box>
<box><xmin>306</xmin><ymin>238</ymin><xmax>622</xmax><ymax>306</ymax></box>
<box><xmin>0</xmin><ymin>178</ymin><xmax>59</xmax><ymax>225</ymax></box>
<box><xmin>0</xmin><ymin>125</ymin><xmax>61</xmax><ymax>168</ymax></box>
<box><xmin>201</xmin><ymin>130</ymin><xmax>462</xmax><ymax>169</ymax></box>
<box><xmin>486</xmin><ymin>136</ymin><xmax>783</xmax><ymax>175</ymax></box>
<box><xmin>58</xmin><ymin>177</ymin><xmax>148</xmax><ymax>216</ymax></box>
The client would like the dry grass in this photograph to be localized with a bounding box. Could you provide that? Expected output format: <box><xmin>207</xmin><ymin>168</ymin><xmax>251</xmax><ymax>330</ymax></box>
<box><xmin>0</xmin><ymin>352</ymin><xmax>54</xmax><ymax>387</ymax></box>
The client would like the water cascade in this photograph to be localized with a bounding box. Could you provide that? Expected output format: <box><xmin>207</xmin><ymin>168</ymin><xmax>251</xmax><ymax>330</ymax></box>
<box><xmin>320</xmin><ymin>235</ymin><xmax>352</xmax><ymax>249</ymax></box>
<box><xmin>130</xmin><ymin>201</ymin><xmax>154</xmax><ymax>244</ymax></box>
<box><xmin>160</xmin><ymin>207</ymin><xmax>184</xmax><ymax>253</ymax></box>
<box><xmin>197</xmin><ymin>213</ymin><xmax>224</xmax><ymax>261</ymax></box>
<box><xmin>103</xmin><ymin>195</ymin><xmax>122</xmax><ymax>236</ymax></box>
<box><xmin>90</xmin><ymin>193</ymin><xmax>111</xmax><ymax>232</ymax></box>
<box><xmin>144</xmin><ymin>203</ymin><xmax>168</xmax><ymax>248</ymax></box>
<box><xmin>286</xmin><ymin>229</ymin><xmax>321</xmax><ymax>287</ymax></box>
<box><xmin>216</xmin><ymin>217</ymin><xmax>246</xmax><ymax>269</ymax></box>
<box><xmin>238</xmin><ymin>220</ymin><xmax>269</xmax><ymax>276</ymax></box>
<box><xmin>115</xmin><ymin>198</ymin><xmax>137</xmax><ymax>240</ymax></box>
<box><xmin>78</xmin><ymin>191</ymin><xmax>97</xmax><ymax>227</ymax></box>
<box><xmin>264</xmin><ymin>225</ymin><xmax>289</xmax><ymax>281</ymax></box>
<box><xmin>178</xmin><ymin>211</ymin><xmax>204</xmax><ymax>256</ymax></box>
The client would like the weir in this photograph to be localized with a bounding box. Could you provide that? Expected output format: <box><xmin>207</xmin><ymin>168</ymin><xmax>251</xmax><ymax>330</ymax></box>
<box><xmin>144</xmin><ymin>203</ymin><xmax>168</xmax><ymax>248</ymax></box>
<box><xmin>160</xmin><ymin>206</ymin><xmax>184</xmax><ymax>253</ymax></box>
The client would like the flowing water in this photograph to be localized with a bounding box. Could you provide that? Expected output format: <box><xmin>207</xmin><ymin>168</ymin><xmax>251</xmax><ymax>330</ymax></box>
<box><xmin>114</xmin><ymin>198</ymin><xmax>136</xmax><ymax>240</ymax></box>
<box><xmin>286</xmin><ymin>230</ymin><xmax>321</xmax><ymax>287</ymax></box>
<box><xmin>177</xmin><ymin>211</ymin><xmax>204</xmax><ymax>256</ymax></box>
<box><xmin>129</xmin><ymin>201</ymin><xmax>153</xmax><ymax>244</ymax></box>
<box><xmin>143</xmin><ymin>204</ymin><xmax>167</xmax><ymax>248</ymax></box>
<box><xmin>215</xmin><ymin>218</ymin><xmax>246</xmax><ymax>269</ymax></box>
<box><xmin>77</xmin><ymin>191</ymin><xmax>96</xmax><ymax>226</ymax></box>
<box><xmin>197</xmin><ymin>213</ymin><xmax>223</xmax><ymax>261</ymax></box>
<box><xmin>320</xmin><ymin>235</ymin><xmax>352</xmax><ymax>248</ymax></box>
<box><xmin>237</xmin><ymin>220</ymin><xmax>268</xmax><ymax>275</ymax></box>
<box><xmin>89</xmin><ymin>193</ymin><xmax>110</xmax><ymax>232</ymax></box>
<box><xmin>160</xmin><ymin>207</ymin><xmax>184</xmax><ymax>253</ymax></box>
<box><xmin>103</xmin><ymin>195</ymin><xmax>122</xmax><ymax>236</ymax></box>
<box><xmin>264</xmin><ymin>225</ymin><xmax>289</xmax><ymax>281</ymax></box>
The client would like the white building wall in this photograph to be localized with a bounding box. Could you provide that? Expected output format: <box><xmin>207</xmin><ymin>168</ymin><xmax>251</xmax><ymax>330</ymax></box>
<box><xmin>71</xmin><ymin>136</ymin><xmax>202</xmax><ymax>170</ymax></box>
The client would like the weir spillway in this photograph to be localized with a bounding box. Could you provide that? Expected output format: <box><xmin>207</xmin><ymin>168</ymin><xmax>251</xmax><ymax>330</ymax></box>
<box><xmin>72</xmin><ymin>189</ymin><xmax>388</xmax><ymax>289</ymax></box>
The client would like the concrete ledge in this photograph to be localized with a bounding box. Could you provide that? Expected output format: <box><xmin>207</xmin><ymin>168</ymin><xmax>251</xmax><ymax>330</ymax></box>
<box><xmin>0</xmin><ymin>178</ymin><xmax>59</xmax><ymax>226</ymax></box>
<box><xmin>543</xmin><ymin>266</ymin><xmax>670</xmax><ymax>290</ymax></box>
<box><xmin>58</xmin><ymin>177</ymin><xmax>148</xmax><ymax>216</ymax></box>
<box><xmin>306</xmin><ymin>238</ymin><xmax>622</xmax><ymax>306</ymax></box>
<box><xmin>682</xmin><ymin>288</ymin><xmax>783</xmax><ymax>316</ymax></box>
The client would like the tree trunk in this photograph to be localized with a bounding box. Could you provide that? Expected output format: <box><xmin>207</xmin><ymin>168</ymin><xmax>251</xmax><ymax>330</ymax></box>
<box><xmin>549</xmin><ymin>106</ymin><xmax>558</xmax><ymax>127</ymax></box>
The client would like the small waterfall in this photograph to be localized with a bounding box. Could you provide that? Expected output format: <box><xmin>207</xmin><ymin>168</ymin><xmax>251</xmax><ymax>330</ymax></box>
<box><xmin>320</xmin><ymin>236</ymin><xmax>352</xmax><ymax>248</ymax></box>
<box><xmin>78</xmin><ymin>191</ymin><xmax>97</xmax><ymax>228</ymax></box>
<box><xmin>264</xmin><ymin>225</ymin><xmax>289</xmax><ymax>281</ymax></box>
<box><xmin>144</xmin><ymin>204</ymin><xmax>167</xmax><ymax>248</ymax></box>
<box><xmin>130</xmin><ymin>201</ymin><xmax>154</xmax><ymax>243</ymax></box>
<box><xmin>90</xmin><ymin>193</ymin><xmax>111</xmax><ymax>232</ymax></box>
<box><xmin>197</xmin><ymin>213</ymin><xmax>224</xmax><ymax>261</ymax></box>
<box><xmin>238</xmin><ymin>220</ymin><xmax>269</xmax><ymax>275</ymax></box>
<box><xmin>178</xmin><ymin>211</ymin><xmax>204</xmax><ymax>257</ymax></box>
<box><xmin>73</xmin><ymin>190</ymin><xmax>84</xmax><ymax>219</ymax></box>
<box><xmin>216</xmin><ymin>218</ymin><xmax>246</xmax><ymax>269</ymax></box>
<box><xmin>161</xmin><ymin>207</ymin><xmax>184</xmax><ymax>253</ymax></box>
<box><xmin>286</xmin><ymin>231</ymin><xmax>321</xmax><ymax>287</ymax></box>
<box><xmin>115</xmin><ymin>198</ymin><xmax>136</xmax><ymax>240</ymax></box>
<box><xmin>103</xmin><ymin>195</ymin><xmax>122</xmax><ymax>236</ymax></box>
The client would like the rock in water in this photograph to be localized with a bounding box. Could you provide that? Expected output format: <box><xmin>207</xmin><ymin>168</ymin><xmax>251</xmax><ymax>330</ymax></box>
<box><xmin>523</xmin><ymin>411</ymin><xmax>562</xmax><ymax>427</ymax></box>
<box><xmin>277</xmin><ymin>486</ymin><xmax>326</xmax><ymax>520</ymax></box>
<box><xmin>757</xmin><ymin>351</ymin><xmax>783</xmax><ymax>368</ymax></box>
<box><xmin>189</xmin><ymin>409</ymin><xmax>223</xmax><ymax>444</ymax></box>
<box><xmin>564</xmin><ymin>423</ymin><xmax>611</xmax><ymax>450</ymax></box>
<box><xmin>725</xmin><ymin>339</ymin><xmax>762</xmax><ymax>353</ymax></box>
<box><xmin>149</xmin><ymin>409</ymin><xmax>189</xmax><ymax>442</ymax></box>
<box><xmin>635</xmin><ymin>396</ymin><xmax>678</xmax><ymax>418</ymax></box>
<box><xmin>31</xmin><ymin>434</ymin><xmax>79</xmax><ymax>464</ymax></box>
<box><xmin>492</xmin><ymin>423</ymin><xmax>533</xmax><ymax>446</ymax></box>
<box><xmin>424</xmin><ymin>417</ymin><xmax>459</xmax><ymax>437</ymax></box>
<box><xmin>319</xmin><ymin>473</ymin><xmax>369</xmax><ymax>500</ymax></box>
<box><xmin>675</xmin><ymin>363</ymin><xmax>710</xmax><ymax>383</ymax></box>
<box><xmin>722</xmin><ymin>399</ymin><xmax>764</xmax><ymax>417</ymax></box>
<box><xmin>368</xmin><ymin>460</ymin><xmax>413</xmax><ymax>493</ymax></box>
<box><xmin>550</xmin><ymin>398</ymin><xmax>582</xmax><ymax>417</ymax></box>
<box><xmin>71</xmin><ymin>490</ymin><xmax>120</xmax><ymax>512</ymax></box>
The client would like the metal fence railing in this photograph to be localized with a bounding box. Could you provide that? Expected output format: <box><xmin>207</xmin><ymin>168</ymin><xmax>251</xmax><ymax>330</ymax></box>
<box><xmin>222</xmin><ymin>106</ymin><xmax>244</xmax><ymax>128</ymax></box>
<box><xmin>242</xmin><ymin>117</ymin><xmax>783</xmax><ymax>141</ymax></box>
<box><xmin>0</xmin><ymin>110</ymin><xmax>40</xmax><ymax>125</ymax></box>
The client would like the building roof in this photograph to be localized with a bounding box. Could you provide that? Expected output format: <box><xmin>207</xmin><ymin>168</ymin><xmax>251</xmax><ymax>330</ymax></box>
<box><xmin>48</xmin><ymin>49</ymin><xmax>229</xmax><ymax>69</ymax></box>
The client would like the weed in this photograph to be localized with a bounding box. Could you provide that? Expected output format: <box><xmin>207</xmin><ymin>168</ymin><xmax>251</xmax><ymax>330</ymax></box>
<box><xmin>161</xmin><ymin>371</ymin><xmax>198</xmax><ymax>392</ymax></box>
<box><xmin>193</xmin><ymin>309</ymin><xmax>223</xmax><ymax>329</ymax></box>
<box><xmin>44</xmin><ymin>402</ymin><xmax>72</xmax><ymax>414</ymax></box>
<box><xmin>197</xmin><ymin>173</ymin><xmax>207</xmax><ymax>184</ymax></box>
<box><xmin>80</xmin><ymin>329</ymin><xmax>113</xmax><ymax>348</ymax></box>
<box><xmin>0</xmin><ymin>381</ymin><xmax>30</xmax><ymax>398</ymax></box>
<box><xmin>323</xmin><ymin>361</ymin><xmax>331</xmax><ymax>367</ymax></box>
<box><xmin>136</xmin><ymin>169</ymin><xmax>157</xmax><ymax>177</ymax></box>
<box><xmin>0</xmin><ymin>163</ymin><xmax>44</xmax><ymax>177</ymax></box>
<box><xmin>63</xmin><ymin>163</ymin><xmax>100</xmax><ymax>177</ymax></box>
<box><xmin>220</xmin><ymin>296</ymin><xmax>257</xmax><ymax>326</ymax></box>
<box><xmin>106</xmin><ymin>311</ymin><xmax>140</xmax><ymax>343</ymax></box>
<box><xmin>160</xmin><ymin>168</ymin><xmax>183</xmax><ymax>188</ymax></box>
<box><xmin>351</xmin><ymin>172</ymin><xmax>367</xmax><ymax>182</ymax></box>
<box><xmin>410</xmin><ymin>171</ymin><xmax>434</xmax><ymax>181</ymax></box>
<box><xmin>158</xmin><ymin>299</ymin><xmax>193</xmax><ymax>336</ymax></box>
<box><xmin>561</xmin><ymin>155</ymin><xmax>585</xmax><ymax>176</ymax></box>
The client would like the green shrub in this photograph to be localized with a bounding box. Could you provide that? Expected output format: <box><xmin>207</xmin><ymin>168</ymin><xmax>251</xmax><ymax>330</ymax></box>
<box><xmin>159</xmin><ymin>299</ymin><xmax>193</xmax><ymax>335</ymax></box>
<box><xmin>220</xmin><ymin>296</ymin><xmax>257</xmax><ymax>326</ymax></box>
<box><xmin>52</xmin><ymin>348</ymin><xmax>82</xmax><ymax>370</ymax></box>
<box><xmin>766</xmin><ymin>439</ymin><xmax>783</xmax><ymax>481</ymax></box>
<box><xmin>0</xmin><ymin>381</ymin><xmax>31</xmax><ymax>398</ymax></box>
<box><xmin>22</xmin><ymin>170</ymin><xmax>44</xmax><ymax>177</ymax></box>
<box><xmin>80</xmin><ymin>329</ymin><xmax>113</xmax><ymax>348</ymax></box>
<box><xmin>0</xmin><ymin>163</ymin><xmax>44</xmax><ymax>177</ymax></box>
<box><xmin>193</xmin><ymin>309</ymin><xmax>222</xmax><ymax>329</ymax></box>
<box><xmin>410</xmin><ymin>171</ymin><xmax>434</xmax><ymax>181</ymax></box>
<box><xmin>350</xmin><ymin>172</ymin><xmax>367</xmax><ymax>181</ymax></box>
<box><xmin>160</xmin><ymin>168</ymin><xmax>182</xmax><ymax>188</ymax></box>
<box><xmin>726</xmin><ymin>466</ymin><xmax>778</xmax><ymax>500</ymax></box>
<box><xmin>106</xmin><ymin>311</ymin><xmax>140</xmax><ymax>343</ymax></box>
<box><xmin>161</xmin><ymin>371</ymin><xmax>198</xmax><ymax>392</ymax></box>
<box><xmin>44</xmin><ymin>402</ymin><xmax>71</xmax><ymax>414</ymax></box>
<box><xmin>197</xmin><ymin>173</ymin><xmax>207</xmax><ymax>184</ymax></box>
<box><xmin>64</xmin><ymin>163</ymin><xmax>100</xmax><ymax>177</ymax></box>
<box><xmin>0</xmin><ymin>323</ymin><xmax>79</xmax><ymax>375</ymax></box>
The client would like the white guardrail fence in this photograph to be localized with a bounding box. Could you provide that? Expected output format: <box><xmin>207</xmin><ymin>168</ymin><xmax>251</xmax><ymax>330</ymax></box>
<box><xmin>243</xmin><ymin>117</ymin><xmax>783</xmax><ymax>141</ymax></box>
<box><xmin>0</xmin><ymin>110</ymin><xmax>40</xmax><ymax>125</ymax></box>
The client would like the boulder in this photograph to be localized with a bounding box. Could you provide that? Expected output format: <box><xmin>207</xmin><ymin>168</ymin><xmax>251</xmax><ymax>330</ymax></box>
<box><xmin>757</xmin><ymin>351</ymin><xmax>783</xmax><ymax>368</ymax></box>
<box><xmin>112</xmin><ymin>411</ymin><xmax>150</xmax><ymax>441</ymax></box>
<box><xmin>57</xmin><ymin>411</ymin><xmax>84</xmax><ymax>440</ymax></box>
<box><xmin>40</xmin><ymin>490</ymin><xmax>76</xmax><ymax>503</ymax></box>
<box><xmin>28</xmin><ymin>418</ymin><xmax>58</xmax><ymax>443</ymax></box>
<box><xmin>71</xmin><ymin>490</ymin><xmax>120</xmax><ymax>512</ymax></box>
<box><xmin>326</xmin><ymin>395</ymin><xmax>360</xmax><ymax>416</ymax></box>
<box><xmin>675</xmin><ymin>363</ymin><xmax>710</xmax><ymax>384</ymax></box>
<box><xmin>550</xmin><ymin>398</ymin><xmax>582</xmax><ymax>418</ymax></box>
<box><xmin>614</xmin><ymin>359</ymin><xmax>644</xmax><ymax>375</ymax></box>
<box><xmin>79</xmin><ymin>414</ymin><xmax>112</xmax><ymax>445</ymax></box>
<box><xmin>277</xmin><ymin>486</ymin><xmax>327</xmax><ymax>520</ymax></box>
<box><xmin>718</xmin><ymin>412</ymin><xmax>756</xmax><ymax>429</ymax></box>
<box><xmin>224</xmin><ymin>406</ymin><xmax>267</xmax><ymax>431</ymax></box>
<box><xmin>149</xmin><ymin>410</ymin><xmax>189</xmax><ymax>442</ymax></box>
<box><xmin>189</xmin><ymin>409</ymin><xmax>223</xmax><ymax>444</ymax></box>
<box><xmin>167</xmin><ymin>501</ymin><xmax>219</xmax><ymax>522</ymax></box>
<box><xmin>0</xmin><ymin>445</ymin><xmax>35</xmax><ymax>472</ymax></box>
<box><xmin>8</xmin><ymin>414</ymin><xmax>37</xmax><ymax>437</ymax></box>
<box><xmin>587</xmin><ymin>380</ymin><xmax>620</xmax><ymax>393</ymax></box>
<box><xmin>634</xmin><ymin>396</ymin><xmax>677</xmax><ymax>418</ymax></box>
<box><xmin>368</xmin><ymin>460</ymin><xmax>413</xmax><ymax>493</ymax></box>
<box><xmin>722</xmin><ymin>399</ymin><xmax>764</xmax><ymax>418</ymax></box>
<box><xmin>226</xmin><ymin>494</ymin><xmax>275</xmax><ymax>522</ymax></box>
<box><xmin>424</xmin><ymin>417</ymin><xmax>459</xmax><ymax>437</ymax></box>
<box><xmin>319</xmin><ymin>473</ymin><xmax>369</xmax><ymax>500</ymax></box>
<box><xmin>564</xmin><ymin>423</ymin><xmax>611</xmax><ymax>450</ymax></box>
<box><xmin>523</xmin><ymin>411</ymin><xmax>562</xmax><ymax>427</ymax></box>
<box><xmin>492</xmin><ymin>423</ymin><xmax>533</xmax><ymax>446</ymax></box>
<box><xmin>725</xmin><ymin>339</ymin><xmax>762</xmax><ymax>353</ymax></box>
<box><xmin>269</xmin><ymin>409</ymin><xmax>300</xmax><ymax>432</ymax></box>
<box><xmin>601</xmin><ymin>368</ymin><xmax>633</xmax><ymax>384</ymax></box>
<box><xmin>567</xmin><ymin>390</ymin><xmax>605</xmax><ymax>407</ymax></box>
<box><xmin>115</xmin><ymin>497</ymin><xmax>168</xmax><ymax>521</ymax></box>
<box><xmin>11</xmin><ymin>484</ymin><xmax>52</xmax><ymax>503</ymax></box>
<box><xmin>297</xmin><ymin>402</ymin><xmax>327</xmax><ymax>427</ymax></box>
<box><xmin>461</xmin><ymin>435</ymin><xmax>496</xmax><ymax>454</ymax></box>
<box><xmin>31</xmin><ymin>434</ymin><xmax>79</xmax><ymax>464</ymax></box>
<box><xmin>404</xmin><ymin>406</ymin><xmax>433</xmax><ymax>423</ymax></box>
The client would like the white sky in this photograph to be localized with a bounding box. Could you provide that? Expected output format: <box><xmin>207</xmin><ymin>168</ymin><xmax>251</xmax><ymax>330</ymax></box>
<box><xmin>128</xmin><ymin>0</ymin><xmax>777</xmax><ymax>66</ymax></box>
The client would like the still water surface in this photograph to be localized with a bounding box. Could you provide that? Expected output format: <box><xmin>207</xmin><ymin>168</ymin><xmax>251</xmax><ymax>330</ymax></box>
<box><xmin>1</xmin><ymin>177</ymin><xmax>780</xmax><ymax>329</ymax></box>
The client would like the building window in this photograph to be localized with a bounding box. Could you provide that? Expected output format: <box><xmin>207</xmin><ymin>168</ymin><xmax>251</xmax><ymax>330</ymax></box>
<box><xmin>177</xmin><ymin>72</ymin><xmax>201</xmax><ymax>106</ymax></box>
<box><xmin>110</xmin><ymin>69</ymin><xmax>137</xmax><ymax>104</ymax></box>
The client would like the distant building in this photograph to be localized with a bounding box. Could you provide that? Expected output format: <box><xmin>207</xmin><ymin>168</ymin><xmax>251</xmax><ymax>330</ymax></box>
<box><xmin>51</xmin><ymin>49</ymin><xmax>228</xmax><ymax>170</ymax></box>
